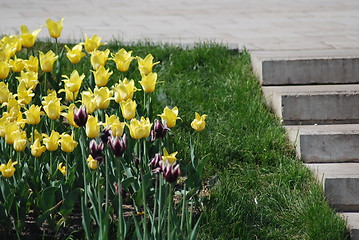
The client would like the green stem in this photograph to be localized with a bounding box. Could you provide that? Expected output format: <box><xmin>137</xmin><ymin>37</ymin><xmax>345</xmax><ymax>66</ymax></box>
<box><xmin>105</xmin><ymin>151</ymin><xmax>109</xmax><ymax>212</ymax></box>
<box><xmin>167</xmin><ymin>184</ymin><xmax>172</xmax><ymax>240</ymax></box>
<box><xmin>80</xmin><ymin>128</ymin><xmax>88</xmax><ymax>204</ymax></box>
<box><xmin>157</xmin><ymin>176</ymin><xmax>162</xmax><ymax>237</ymax></box>
<box><xmin>140</xmin><ymin>168</ymin><xmax>148</xmax><ymax>239</ymax></box>
<box><xmin>43</xmin><ymin>73</ymin><xmax>47</xmax><ymax>97</ymax></box>
<box><xmin>49</xmin><ymin>120</ymin><xmax>55</xmax><ymax>175</ymax></box>
<box><xmin>116</xmin><ymin>160</ymin><xmax>124</xmax><ymax>239</ymax></box>
<box><xmin>55</xmin><ymin>38</ymin><xmax>59</xmax><ymax>56</ymax></box>
<box><xmin>153</xmin><ymin>174</ymin><xmax>158</xmax><ymax>237</ymax></box>
<box><xmin>143</xmin><ymin>91</ymin><xmax>146</xmax><ymax>117</ymax></box>
<box><xmin>180</xmin><ymin>184</ymin><xmax>186</xmax><ymax>232</ymax></box>
<box><xmin>65</xmin><ymin>154</ymin><xmax>69</xmax><ymax>180</ymax></box>
<box><xmin>97</xmin><ymin>170</ymin><xmax>102</xmax><ymax>235</ymax></box>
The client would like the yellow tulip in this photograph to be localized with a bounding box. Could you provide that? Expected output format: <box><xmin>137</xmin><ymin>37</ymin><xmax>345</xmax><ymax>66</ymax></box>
<box><xmin>112</xmin><ymin>48</ymin><xmax>134</xmax><ymax>72</ymax></box>
<box><xmin>0</xmin><ymin>61</ymin><xmax>10</xmax><ymax>80</ymax></box>
<box><xmin>44</xmin><ymin>18</ymin><xmax>64</xmax><ymax>39</ymax></box>
<box><xmin>24</xmin><ymin>105</ymin><xmax>44</xmax><ymax>125</ymax></box>
<box><xmin>81</xmin><ymin>89</ymin><xmax>97</xmax><ymax>114</ymax></box>
<box><xmin>127</xmin><ymin>117</ymin><xmax>152</xmax><ymax>140</ymax></box>
<box><xmin>87</xmin><ymin>155</ymin><xmax>98</xmax><ymax>170</ymax></box>
<box><xmin>20</xmin><ymin>25</ymin><xmax>41</xmax><ymax>48</ymax></box>
<box><xmin>43</xmin><ymin>99</ymin><xmax>62</xmax><ymax>120</ymax></box>
<box><xmin>42</xmin><ymin>90</ymin><xmax>58</xmax><ymax>103</ymax></box>
<box><xmin>90</xmin><ymin>49</ymin><xmax>110</xmax><ymax>70</ymax></box>
<box><xmin>42</xmin><ymin>91</ymin><xmax>63</xmax><ymax>120</ymax></box>
<box><xmin>0</xmin><ymin>116</ymin><xmax>9</xmax><ymax>138</ymax></box>
<box><xmin>102</xmin><ymin>115</ymin><xmax>125</xmax><ymax>137</ymax></box>
<box><xmin>9</xmin><ymin>56</ymin><xmax>25</xmax><ymax>73</ymax></box>
<box><xmin>39</xmin><ymin>50</ymin><xmax>58</xmax><ymax>73</ymax></box>
<box><xmin>112</xmin><ymin>78</ymin><xmax>139</xmax><ymax>103</ymax></box>
<box><xmin>1</xmin><ymin>35</ymin><xmax>22</xmax><ymax>53</ymax></box>
<box><xmin>0</xmin><ymin>82</ymin><xmax>10</xmax><ymax>103</ymax></box>
<box><xmin>42</xmin><ymin>130</ymin><xmax>60</xmax><ymax>151</ymax></box>
<box><xmin>0</xmin><ymin>43</ymin><xmax>16</xmax><ymax>61</ymax></box>
<box><xmin>59</xmin><ymin>132</ymin><xmax>78</xmax><ymax>153</ymax></box>
<box><xmin>102</xmin><ymin>114</ymin><xmax>118</xmax><ymax>128</ymax></box>
<box><xmin>16</xmin><ymin>81</ymin><xmax>35</xmax><ymax>105</ymax></box>
<box><xmin>58</xmin><ymin>87</ymin><xmax>79</xmax><ymax>102</ymax></box>
<box><xmin>24</xmin><ymin>56</ymin><xmax>39</xmax><ymax>72</ymax></box>
<box><xmin>111</xmin><ymin>121</ymin><xmax>126</xmax><ymax>138</ymax></box>
<box><xmin>191</xmin><ymin>112</ymin><xmax>208</xmax><ymax>132</ymax></box>
<box><xmin>62</xmin><ymin>70</ymin><xmax>85</xmax><ymax>93</ymax></box>
<box><xmin>93</xmin><ymin>86</ymin><xmax>113</xmax><ymax>109</ymax></box>
<box><xmin>120</xmin><ymin>99</ymin><xmax>137</xmax><ymax>120</ymax></box>
<box><xmin>58</xmin><ymin>162</ymin><xmax>66</xmax><ymax>176</ymax></box>
<box><xmin>16</xmin><ymin>71</ymin><xmax>39</xmax><ymax>90</ymax></box>
<box><xmin>2</xmin><ymin>93</ymin><xmax>22</xmax><ymax>113</ymax></box>
<box><xmin>30</xmin><ymin>138</ymin><xmax>46</xmax><ymax>157</ymax></box>
<box><xmin>83</xmin><ymin>34</ymin><xmax>105</xmax><ymax>53</ymax></box>
<box><xmin>86</xmin><ymin>115</ymin><xmax>100</xmax><ymax>138</ymax></box>
<box><xmin>61</xmin><ymin>103</ymin><xmax>79</xmax><ymax>128</ymax></box>
<box><xmin>65</xmin><ymin>44</ymin><xmax>85</xmax><ymax>64</ymax></box>
<box><xmin>4</xmin><ymin>122</ymin><xmax>19</xmax><ymax>144</ymax></box>
<box><xmin>13</xmin><ymin>130</ymin><xmax>27</xmax><ymax>152</ymax></box>
<box><xmin>158</xmin><ymin>106</ymin><xmax>181</xmax><ymax>128</ymax></box>
<box><xmin>0</xmin><ymin>159</ymin><xmax>18</xmax><ymax>178</ymax></box>
<box><xmin>139</xmin><ymin>72</ymin><xmax>159</xmax><ymax>93</ymax></box>
<box><xmin>137</xmin><ymin>54</ymin><xmax>160</xmax><ymax>76</ymax></box>
<box><xmin>91</xmin><ymin>65</ymin><xmax>113</xmax><ymax>87</ymax></box>
<box><xmin>162</xmin><ymin>148</ymin><xmax>178</xmax><ymax>165</ymax></box>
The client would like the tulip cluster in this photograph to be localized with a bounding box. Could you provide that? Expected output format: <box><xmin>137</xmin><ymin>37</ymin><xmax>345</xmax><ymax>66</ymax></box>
<box><xmin>0</xmin><ymin>17</ymin><xmax>208</xmax><ymax>239</ymax></box>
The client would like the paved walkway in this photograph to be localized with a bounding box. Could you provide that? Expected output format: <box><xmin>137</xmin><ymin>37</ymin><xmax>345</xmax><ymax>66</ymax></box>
<box><xmin>0</xmin><ymin>0</ymin><xmax>358</xmax><ymax>51</ymax></box>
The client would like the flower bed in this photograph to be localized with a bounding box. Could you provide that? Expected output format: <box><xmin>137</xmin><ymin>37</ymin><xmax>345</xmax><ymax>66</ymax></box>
<box><xmin>0</xmin><ymin>18</ymin><xmax>207</xmax><ymax>239</ymax></box>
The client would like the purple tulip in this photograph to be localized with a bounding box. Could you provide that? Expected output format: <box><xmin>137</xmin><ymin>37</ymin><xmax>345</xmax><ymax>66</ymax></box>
<box><xmin>149</xmin><ymin>153</ymin><xmax>162</xmax><ymax>172</ymax></box>
<box><xmin>162</xmin><ymin>163</ymin><xmax>180</xmax><ymax>183</ymax></box>
<box><xmin>73</xmin><ymin>105</ymin><xmax>88</xmax><ymax>127</ymax></box>
<box><xmin>109</xmin><ymin>134</ymin><xmax>127</xmax><ymax>157</ymax></box>
<box><xmin>89</xmin><ymin>139</ymin><xmax>104</xmax><ymax>164</ymax></box>
<box><xmin>151</xmin><ymin>119</ymin><xmax>170</xmax><ymax>141</ymax></box>
<box><xmin>100</xmin><ymin>128</ymin><xmax>112</xmax><ymax>144</ymax></box>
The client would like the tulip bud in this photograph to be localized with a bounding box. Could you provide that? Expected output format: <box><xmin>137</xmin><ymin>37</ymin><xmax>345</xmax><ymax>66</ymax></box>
<box><xmin>87</xmin><ymin>155</ymin><xmax>98</xmax><ymax>170</ymax></box>
<box><xmin>89</xmin><ymin>140</ymin><xmax>104</xmax><ymax>164</ymax></box>
<box><xmin>100</xmin><ymin>128</ymin><xmax>112</xmax><ymax>144</ymax></box>
<box><xmin>162</xmin><ymin>164</ymin><xmax>181</xmax><ymax>184</ymax></box>
<box><xmin>151</xmin><ymin>119</ymin><xmax>170</xmax><ymax>141</ymax></box>
<box><xmin>149</xmin><ymin>153</ymin><xmax>162</xmax><ymax>171</ymax></box>
<box><xmin>73</xmin><ymin>105</ymin><xmax>88</xmax><ymax>127</ymax></box>
<box><xmin>109</xmin><ymin>134</ymin><xmax>127</xmax><ymax>157</ymax></box>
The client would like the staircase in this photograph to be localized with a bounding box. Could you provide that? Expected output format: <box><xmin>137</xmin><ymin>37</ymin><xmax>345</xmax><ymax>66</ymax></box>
<box><xmin>251</xmin><ymin>49</ymin><xmax>359</xmax><ymax>240</ymax></box>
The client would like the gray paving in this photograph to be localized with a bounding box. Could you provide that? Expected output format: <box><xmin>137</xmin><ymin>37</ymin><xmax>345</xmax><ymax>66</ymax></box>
<box><xmin>0</xmin><ymin>0</ymin><xmax>359</xmax><ymax>50</ymax></box>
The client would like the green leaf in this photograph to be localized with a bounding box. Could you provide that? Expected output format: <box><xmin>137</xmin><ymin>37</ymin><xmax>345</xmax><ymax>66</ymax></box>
<box><xmin>38</xmin><ymin>186</ymin><xmax>58</xmax><ymax>212</ymax></box>
<box><xmin>59</xmin><ymin>188</ymin><xmax>81</xmax><ymax>217</ymax></box>
<box><xmin>189</xmin><ymin>214</ymin><xmax>202</xmax><ymax>240</ymax></box>
<box><xmin>121</xmin><ymin>177</ymin><xmax>136</xmax><ymax>189</ymax></box>
<box><xmin>81</xmin><ymin>196</ymin><xmax>91</xmax><ymax>240</ymax></box>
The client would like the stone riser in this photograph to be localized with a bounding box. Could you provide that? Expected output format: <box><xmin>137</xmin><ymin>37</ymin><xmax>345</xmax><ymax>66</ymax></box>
<box><xmin>251</xmin><ymin>49</ymin><xmax>359</xmax><ymax>86</ymax></box>
<box><xmin>263</xmin><ymin>85</ymin><xmax>359</xmax><ymax>125</ymax></box>
<box><xmin>285</xmin><ymin>124</ymin><xmax>359</xmax><ymax>163</ymax></box>
<box><xmin>306</xmin><ymin>163</ymin><xmax>359</xmax><ymax>211</ymax></box>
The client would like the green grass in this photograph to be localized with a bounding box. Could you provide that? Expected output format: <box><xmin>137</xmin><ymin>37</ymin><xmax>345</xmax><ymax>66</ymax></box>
<box><xmin>135</xmin><ymin>43</ymin><xmax>349</xmax><ymax>240</ymax></box>
<box><xmin>32</xmin><ymin>40</ymin><xmax>349</xmax><ymax>239</ymax></box>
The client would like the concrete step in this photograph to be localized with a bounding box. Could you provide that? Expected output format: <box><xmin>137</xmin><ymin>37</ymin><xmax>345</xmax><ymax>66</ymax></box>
<box><xmin>341</xmin><ymin>212</ymin><xmax>359</xmax><ymax>240</ymax></box>
<box><xmin>251</xmin><ymin>49</ymin><xmax>359</xmax><ymax>86</ymax></box>
<box><xmin>263</xmin><ymin>84</ymin><xmax>359</xmax><ymax>125</ymax></box>
<box><xmin>285</xmin><ymin>124</ymin><xmax>359</xmax><ymax>163</ymax></box>
<box><xmin>306</xmin><ymin>163</ymin><xmax>359</xmax><ymax>211</ymax></box>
